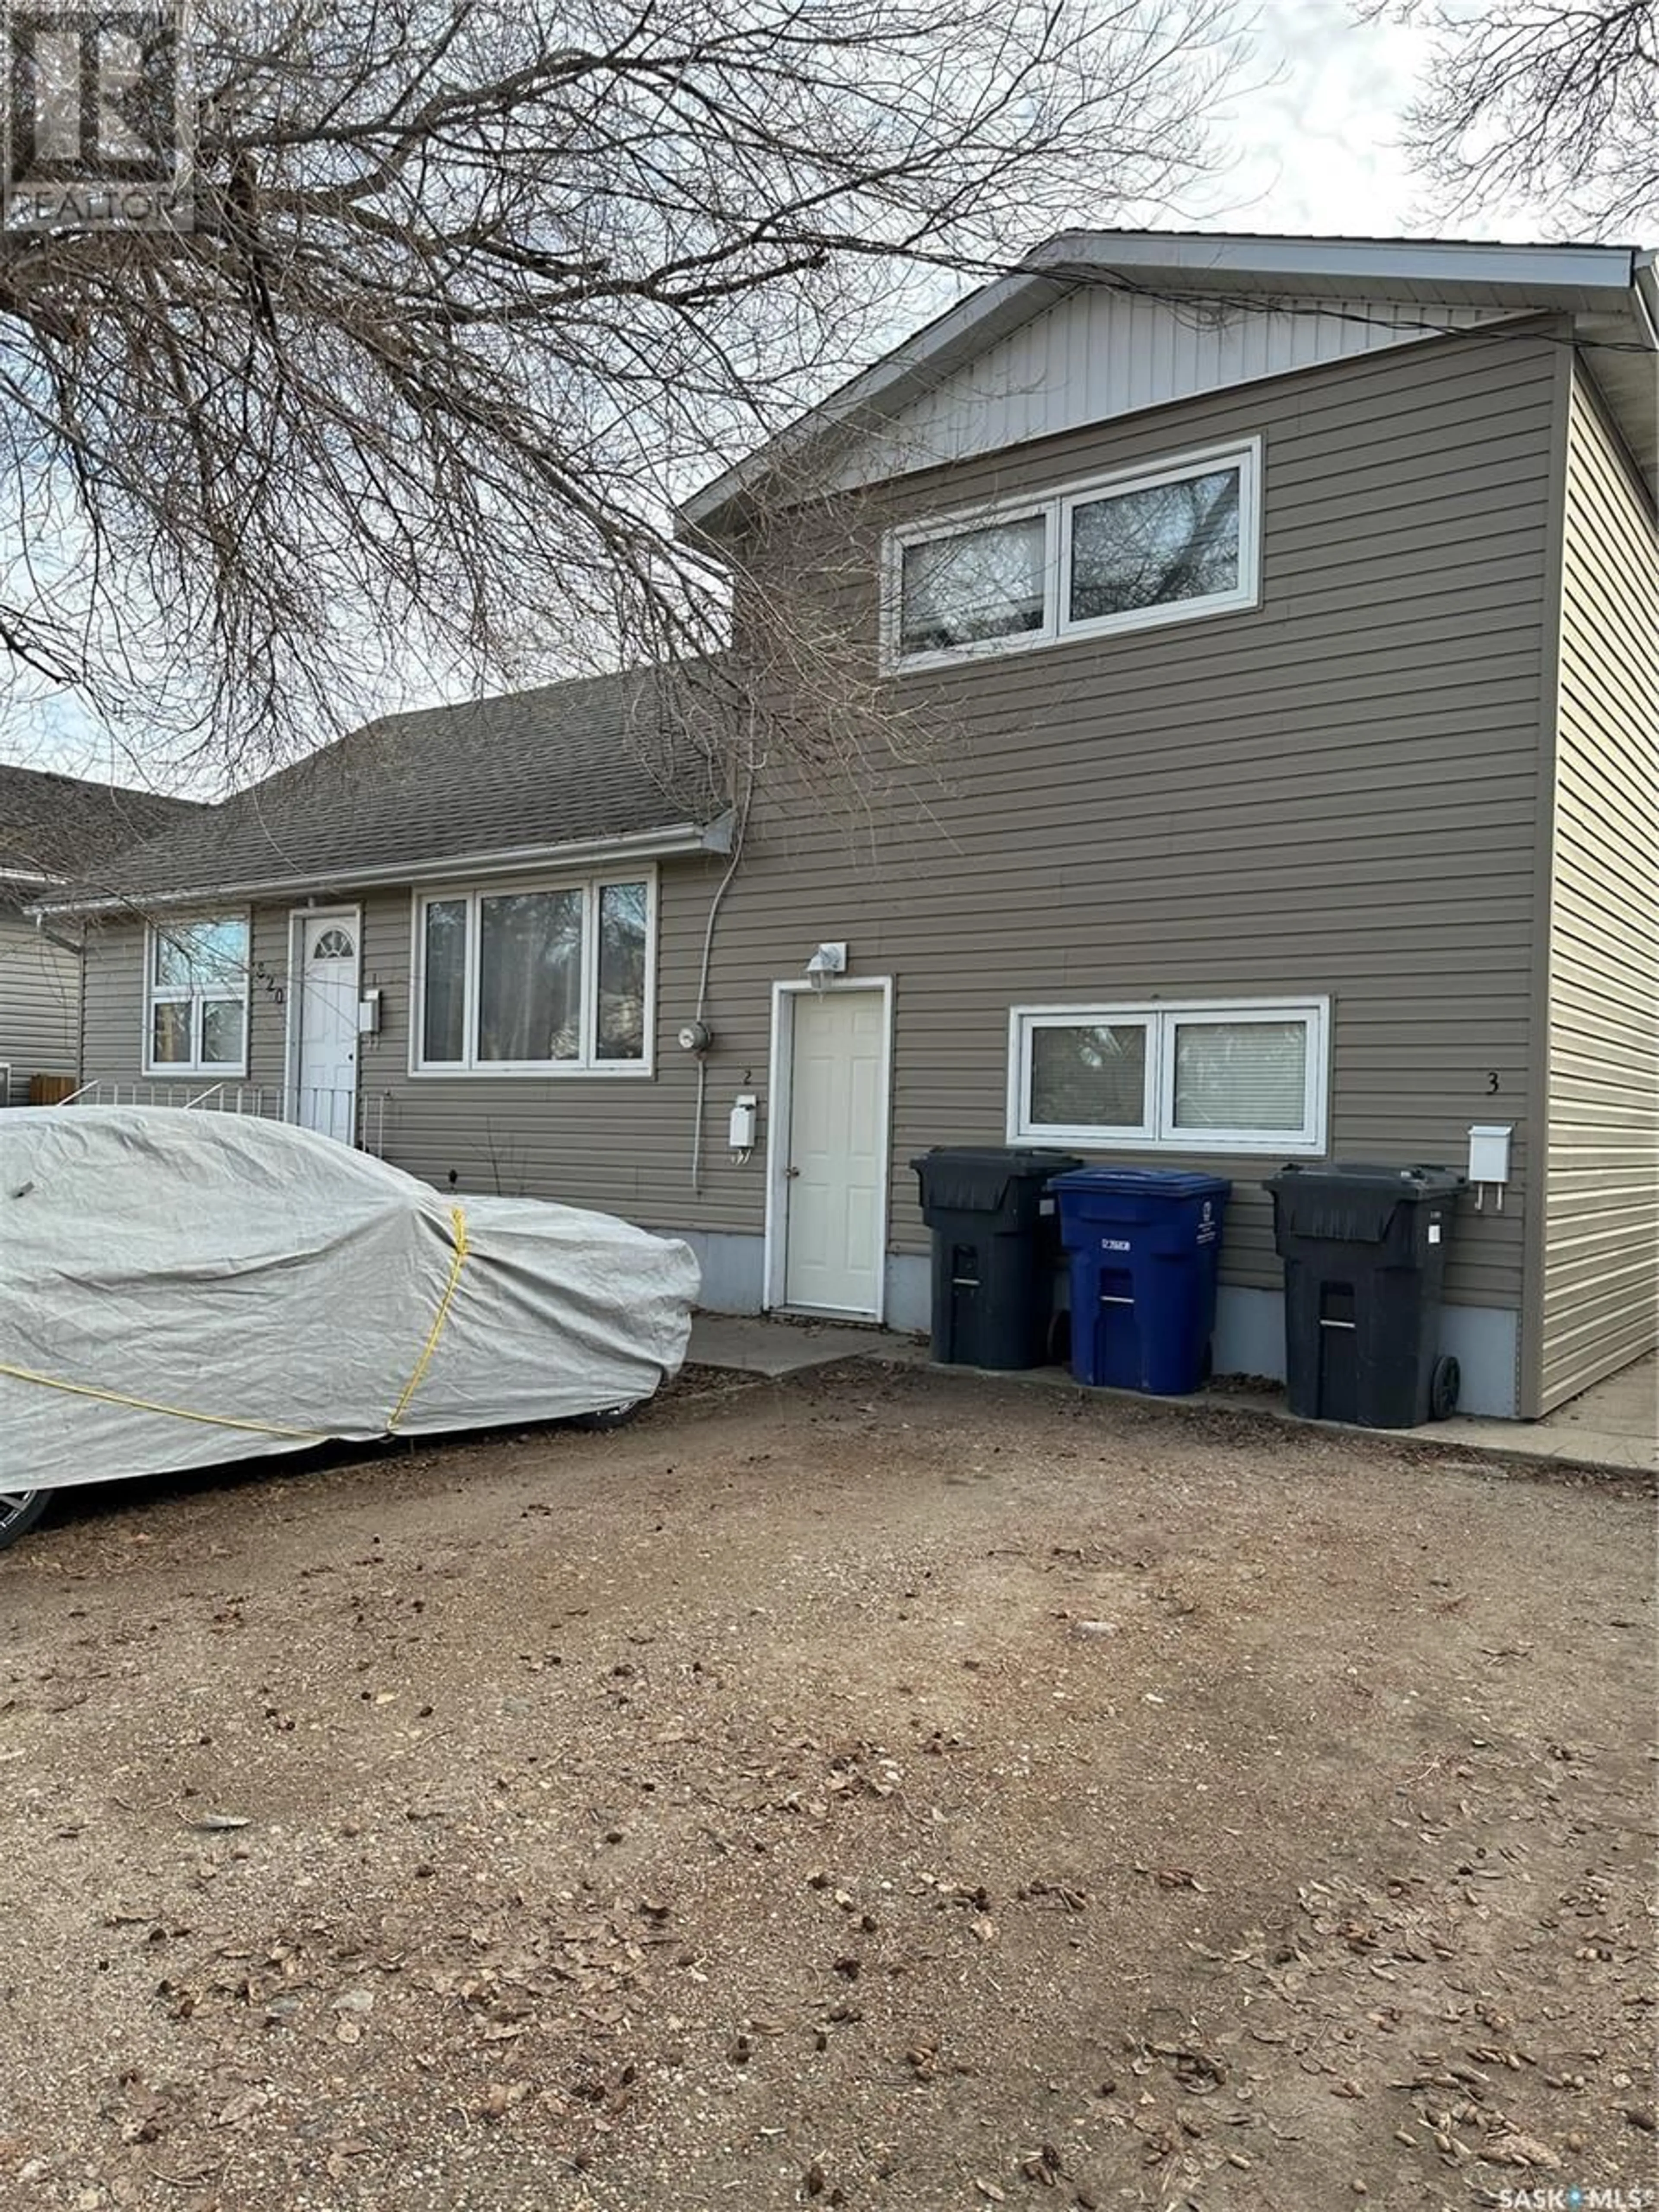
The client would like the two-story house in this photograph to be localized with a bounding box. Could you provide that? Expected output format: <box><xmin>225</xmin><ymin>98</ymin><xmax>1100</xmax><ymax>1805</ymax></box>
<box><xmin>40</xmin><ymin>233</ymin><xmax>1658</xmax><ymax>1421</ymax></box>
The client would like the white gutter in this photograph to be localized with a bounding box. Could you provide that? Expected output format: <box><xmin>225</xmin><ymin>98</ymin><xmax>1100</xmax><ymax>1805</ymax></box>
<box><xmin>1031</xmin><ymin>231</ymin><xmax>1642</xmax><ymax>305</ymax></box>
<box><xmin>29</xmin><ymin>818</ymin><xmax>725</xmax><ymax>918</ymax></box>
<box><xmin>1631</xmin><ymin>250</ymin><xmax>1659</xmax><ymax>348</ymax></box>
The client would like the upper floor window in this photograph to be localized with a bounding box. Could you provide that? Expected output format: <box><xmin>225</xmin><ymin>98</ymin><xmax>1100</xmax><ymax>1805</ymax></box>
<box><xmin>883</xmin><ymin>439</ymin><xmax>1261</xmax><ymax>673</ymax></box>
<box><xmin>143</xmin><ymin>913</ymin><xmax>250</xmax><ymax>1076</ymax></box>
<box><xmin>1008</xmin><ymin>995</ymin><xmax>1327</xmax><ymax>1156</ymax></box>
<box><xmin>412</xmin><ymin>874</ymin><xmax>654</xmax><ymax>1076</ymax></box>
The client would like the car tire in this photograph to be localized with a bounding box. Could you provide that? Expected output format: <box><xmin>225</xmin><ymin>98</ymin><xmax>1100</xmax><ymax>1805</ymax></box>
<box><xmin>1429</xmin><ymin>1355</ymin><xmax>1461</xmax><ymax>1422</ymax></box>
<box><xmin>566</xmin><ymin>1401</ymin><xmax>643</xmax><ymax>1433</ymax></box>
<box><xmin>0</xmin><ymin>1489</ymin><xmax>50</xmax><ymax>1553</ymax></box>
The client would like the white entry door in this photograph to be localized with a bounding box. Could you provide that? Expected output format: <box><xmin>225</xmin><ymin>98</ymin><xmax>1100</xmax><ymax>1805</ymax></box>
<box><xmin>778</xmin><ymin>984</ymin><xmax>889</xmax><ymax>1318</ymax></box>
<box><xmin>296</xmin><ymin>913</ymin><xmax>359</xmax><ymax>1143</ymax></box>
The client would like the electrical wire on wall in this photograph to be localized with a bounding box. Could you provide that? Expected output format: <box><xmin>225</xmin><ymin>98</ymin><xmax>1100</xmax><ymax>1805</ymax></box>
<box><xmin>690</xmin><ymin>747</ymin><xmax>756</xmax><ymax>1196</ymax></box>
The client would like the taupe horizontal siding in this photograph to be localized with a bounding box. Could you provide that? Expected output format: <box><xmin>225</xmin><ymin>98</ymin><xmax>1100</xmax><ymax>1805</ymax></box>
<box><xmin>0</xmin><ymin>910</ymin><xmax>79</xmax><ymax>1101</ymax></box>
<box><xmin>716</xmin><ymin>328</ymin><xmax>1557</xmax><ymax>1317</ymax></box>
<box><xmin>348</xmin><ymin>868</ymin><xmax>765</xmax><ymax>1230</ymax></box>
<box><xmin>74</xmin><ymin>328</ymin><xmax>1558</xmax><ymax>1347</ymax></box>
<box><xmin>1540</xmin><ymin>369</ymin><xmax>1659</xmax><ymax>1410</ymax></box>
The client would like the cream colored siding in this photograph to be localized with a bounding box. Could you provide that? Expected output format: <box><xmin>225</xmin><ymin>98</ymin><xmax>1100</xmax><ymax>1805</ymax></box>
<box><xmin>1539</xmin><ymin>371</ymin><xmax>1659</xmax><ymax>1411</ymax></box>
<box><xmin>0</xmin><ymin>909</ymin><xmax>80</xmax><ymax>1100</ymax></box>
<box><xmin>76</xmin><ymin>327</ymin><xmax>1562</xmax><ymax>1370</ymax></box>
<box><xmin>831</xmin><ymin>288</ymin><xmax>1503</xmax><ymax>492</ymax></box>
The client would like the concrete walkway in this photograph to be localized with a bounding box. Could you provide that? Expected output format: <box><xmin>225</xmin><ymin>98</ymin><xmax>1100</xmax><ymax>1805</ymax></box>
<box><xmin>1443</xmin><ymin>1351</ymin><xmax>1655</xmax><ymax>1475</ymax></box>
<box><xmin>688</xmin><ymin>1315</ymin><xmax>1656</xmax><ymax>1477</ymax></box>
<box><xmin>688</xmin><ymin>1311</ymin><xmax>926</xmax><ymax>1379</ymax></box>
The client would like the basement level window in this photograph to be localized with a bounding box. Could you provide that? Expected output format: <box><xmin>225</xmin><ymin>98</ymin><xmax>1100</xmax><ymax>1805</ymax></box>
<box><xmin>143</xmin><ymin>913</ymin><xmax>250</xmax><ymax>1077</ymax></box>
<box><xmin>1008</xmin><ymin>996</ymin><xmax>1328</xmax><ymax>1155</ymax></box>
<box><xmin>883</xmin><ymin>439</ymin><xmax>1261</xmax><ymax>671</ymax></box>
<box><xmin>411</xmin><ymin>873</ymin><xmax>655</xmax><ymax>1076</ymax></box>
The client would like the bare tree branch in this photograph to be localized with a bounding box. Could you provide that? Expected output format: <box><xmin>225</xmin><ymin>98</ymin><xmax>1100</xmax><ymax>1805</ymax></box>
<box><xmin>0</xmin><ymin>0</ymin><xmax>1244</xmax><ymax>789</ymax></box>
<box><xmin>1361</xmin><ymin>0</ymin><xmax>1657</xmax><ymax>237</ymax></box>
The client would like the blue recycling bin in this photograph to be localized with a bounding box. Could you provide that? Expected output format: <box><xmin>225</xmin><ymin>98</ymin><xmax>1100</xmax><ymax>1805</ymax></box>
<box><xmin>1050</xmin><ymin>1168</ymin><xmax>1231</xmax><ymax>1395</ymax></box>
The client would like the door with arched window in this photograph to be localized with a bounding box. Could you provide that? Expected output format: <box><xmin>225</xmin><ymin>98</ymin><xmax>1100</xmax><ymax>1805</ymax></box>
<box><xmin>296</xmin><ymin>912</ymin><xmax>360</xmax><ymax>1143</ymax></box>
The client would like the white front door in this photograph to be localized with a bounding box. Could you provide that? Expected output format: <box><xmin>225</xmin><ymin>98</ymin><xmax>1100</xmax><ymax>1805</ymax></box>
<box><xmin>779</xmin><ymin>985</ymin><xmax>889</xmax><ymax>1318</ymax></box>
<box><xmin>296</xmin><ymin>913</ymin><xmax>359</xmax><ymax>1143</ymax></box>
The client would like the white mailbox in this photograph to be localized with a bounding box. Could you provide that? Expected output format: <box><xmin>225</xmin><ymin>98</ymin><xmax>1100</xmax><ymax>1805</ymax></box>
<box><xmin>1468</xmin><ymin>1123</ymin><xmax>1513</xmax><ymax>1188</ymax></box>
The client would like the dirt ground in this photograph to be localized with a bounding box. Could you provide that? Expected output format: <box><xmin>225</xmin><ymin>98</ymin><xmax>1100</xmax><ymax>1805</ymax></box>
<box><xmin>1</xmin><ymin>1362</ymin><xmax>1654</xmax><ymax>2212</ymax></box>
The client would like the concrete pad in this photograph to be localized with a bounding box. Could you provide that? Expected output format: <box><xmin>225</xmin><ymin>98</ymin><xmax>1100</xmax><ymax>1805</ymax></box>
<box><xmin>687</xmin><ymin>1314</ymin><xmax>1655</xmax><ymax>1477</ymax></box>
<box><xmin>912</xmin><ymin>1360</ymin><xmax>1657</xmax><ymax>1478</ymax></box>
<box><xmin>688</xmin><ymin>1311</ymin><xmax>925</xmax><ymax>1379</ymax></box>
<box><xmin>1437</xmin><ymin>1351</ymin><xmax>1657</xmax><ymax>1475</ymax></box>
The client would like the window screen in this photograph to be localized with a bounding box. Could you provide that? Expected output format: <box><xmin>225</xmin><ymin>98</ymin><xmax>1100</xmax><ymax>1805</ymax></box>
<box><xmin>1029</xmin><ymin>1023</ymin><xmax>1149</xmax><ymax>1131</ymax></box>
<box><xmin>1170</xmin><ymin>1018</ymin><xmax>1308</xmax><ymax>1132</ymax></box>
<box><xmin>1068</xmin><ymin>466</ymin><xmax>1241</xmax><ymax>623</ymax></box>
<box><xmin>899</xmin><ymin>515</ymin><xmax>1046</xmax><ymax>655</ymax></box>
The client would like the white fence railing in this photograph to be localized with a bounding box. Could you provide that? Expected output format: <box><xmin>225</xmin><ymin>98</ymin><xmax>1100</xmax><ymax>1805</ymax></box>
<box><xmin>63</xmin><ymin>1081</ymin><xmax>388</xmax><ymax>1157</ymax></box>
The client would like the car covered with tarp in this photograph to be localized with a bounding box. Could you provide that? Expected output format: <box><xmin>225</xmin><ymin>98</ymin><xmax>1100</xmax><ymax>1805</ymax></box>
<box><xmin>0</xmin><ymin>1106</ymin><xmax>698</xmax><ymax>1548</ymax></box>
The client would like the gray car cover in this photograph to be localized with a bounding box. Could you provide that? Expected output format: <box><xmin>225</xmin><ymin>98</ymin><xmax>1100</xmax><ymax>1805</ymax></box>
<box><xmin>1</xmin><ymin>1106</ymin><xmax>699</xmax><ymax>1489</ymax></box>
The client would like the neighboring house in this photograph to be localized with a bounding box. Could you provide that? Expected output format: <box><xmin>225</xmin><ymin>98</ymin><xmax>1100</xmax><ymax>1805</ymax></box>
<box><xmin>38</xmin><ymin>233</ymin><xmax>1658</xmax><ymax>1421</ymax></box>
<box><xmin>0</xmin><ymin>764</ymin><xmax>201</xmax><ymax>1105</ymax></box>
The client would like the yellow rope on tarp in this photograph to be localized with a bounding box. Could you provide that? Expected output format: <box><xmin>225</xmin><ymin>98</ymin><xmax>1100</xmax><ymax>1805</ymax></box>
<box><xmin>0</xmin><ymin>1201</ymin><xmax>472</xmax><ymax>1443</ymax></box>
<box><xmin>0</xmin><ymin>1363</ymin><xmax>327</xmax><ymax>1442</ymax></box>
<box><xmin>385</xmin><ymin>1204</ymin><xmax>470</xmax><ymax>1431</ymax></box>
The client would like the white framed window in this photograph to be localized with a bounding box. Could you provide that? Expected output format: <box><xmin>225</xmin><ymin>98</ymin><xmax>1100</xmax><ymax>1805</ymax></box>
<box><xmin>410</xmin><ymin>872</ymin><xmax>655</xmax><ymax>1076</ymax></box>
<box><xmin>143</xmin><ymin>912</ymin><xmax>251</xmax><ymax>1076</ymax></box>
<box><xmin>1008</xmin><ymin>996</ymin><xmax>1328</xmax><ymax>1155</ymax></box>
<box><xmin>882</xmin><ymin>439</ymin><xmax>1261</xmax><ymax>673</ymax></box>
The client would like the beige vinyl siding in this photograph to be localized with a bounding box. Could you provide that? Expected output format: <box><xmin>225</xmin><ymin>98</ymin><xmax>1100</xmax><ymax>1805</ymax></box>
<box><xmin>1538</xmin><ymin>370</ymin><xmax>1659</xmax><ymax>1411</ymax></box>
<box><xmin>347</xmin><ymin>867</ymin><xmax>763</xmax><ymax>1229</ymax></box>
<box><xmin>76</xmin><ymin>874</ymin><xmax>769</xmax><ymax>1233</ymax></box>
<box><xmin>0</xmin><ymin>909</ymin><xmax>80</xmax><ymax>1100</ymax></box>
<box><xmin>75</xmin><ymin>327</ymin><xmax>1558</xmax><ymax>1354</ymax></box>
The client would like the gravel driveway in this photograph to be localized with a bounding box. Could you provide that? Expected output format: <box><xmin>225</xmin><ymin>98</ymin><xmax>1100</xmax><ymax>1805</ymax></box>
<box><xmin>1</xmin><ymin>1362</ymin><xmax>1653</xmax><ymax>2212</ymax></box>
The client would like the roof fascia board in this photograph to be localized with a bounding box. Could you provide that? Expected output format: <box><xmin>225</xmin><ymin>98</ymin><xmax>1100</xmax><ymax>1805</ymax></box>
<box><xmin>1032</xmin><ymin>231</ymin><xmax>1640</xmax><ymax>305</ymax></box>
<box><xmin>30</xmin><ymin>820</ymin><xmax>714</xmax><ymax>918</ymax></box>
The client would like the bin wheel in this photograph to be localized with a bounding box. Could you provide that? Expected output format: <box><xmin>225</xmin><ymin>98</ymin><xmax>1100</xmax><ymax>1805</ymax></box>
<box><xmin>1429</xmin><ymin>1355</ymin><xmax>1460</xmax><ymax>1421</ymax></box>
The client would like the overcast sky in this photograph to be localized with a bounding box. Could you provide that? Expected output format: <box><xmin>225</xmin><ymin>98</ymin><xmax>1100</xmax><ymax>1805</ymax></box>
<box><xmin>3</xmin><ymin>5</ymin><xmax>1571</xmax><ymax>792</ymax></box>
<box><xmin>1196</xmin><ymin>2</ymin><xmax>1554</xmax><ymax>242</ymax></box>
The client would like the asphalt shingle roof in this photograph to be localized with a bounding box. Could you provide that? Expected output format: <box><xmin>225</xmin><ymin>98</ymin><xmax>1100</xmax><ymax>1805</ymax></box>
<box><xmin>0</xmin><ymin>765</ymin><xmax>203</xmax><ymax>890</ymax></box>
<box><xmin>44</xmin><ymin>667</ymin><xmax>726</xmax><ymax>907</ymax></box>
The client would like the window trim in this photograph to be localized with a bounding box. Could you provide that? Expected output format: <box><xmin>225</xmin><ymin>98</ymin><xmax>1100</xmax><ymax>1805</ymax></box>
<box><xmin>1016</xmin><ymin>1010</ymin><xmax>1159</xmax><ymax>1147</ymax></box>
<box><xmin>142</xmin><ymin>910</ymin><xmax>252</xmax><ymax>1078</ymax></box>
<box><xmin>880</xmin><ymin>437</ymin><xmax>1262</xmax><ymax>674</ymax></box>
<box><xmin>1007</xmin><ymin>995</ymin><xmax>1329</xmax><ymax>1156</ymax></box>
<box><xmin>407</xmin><ymin>868</ymin><xmax>657</xmax><ymax>1078</ymax></box>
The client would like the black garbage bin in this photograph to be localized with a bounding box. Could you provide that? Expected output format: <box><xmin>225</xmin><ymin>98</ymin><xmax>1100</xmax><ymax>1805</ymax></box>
<box><xmin>1266</xmin><ymin>1162</ymin><xmax>1466</xmax><ymax>1429</ymax></box>
<box><xmin>912</xmin><ymin>1147</ymin><xmax>1082</xmax><ymax>1370</ymax></box>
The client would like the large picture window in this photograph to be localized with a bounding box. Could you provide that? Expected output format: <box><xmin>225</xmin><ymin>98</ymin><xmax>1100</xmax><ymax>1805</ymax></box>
<box><xmin>412</xmin><ymin>874</ymin><xmax>654</xmax><ymax>1075</ymax></box>
<box><xmin>143</xmin><ymin>913</ymin><xmax>250</xmax><ymax>1076</ymax></box>
<box><xmin>883</xmin><ymin>441</ymin><xmax>1260</xmax><ymax>672</ymax></box>
<box><xmin>1008</xmin><ymin>997</ymin><xmax>1328</xmax><ymax>1155</ymax></box>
